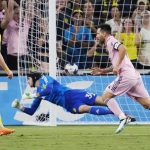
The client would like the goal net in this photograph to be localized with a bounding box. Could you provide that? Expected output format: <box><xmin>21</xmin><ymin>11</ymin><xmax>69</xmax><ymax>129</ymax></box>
<box><xmin>17</xmin><ymin>0</ymin><xmax>150</xmax><ymax>125</ymax></box>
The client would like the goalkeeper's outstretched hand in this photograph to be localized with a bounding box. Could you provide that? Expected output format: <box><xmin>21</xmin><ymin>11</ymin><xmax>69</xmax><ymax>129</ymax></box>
<box><xmin>22</xmin><ymin>93</ymin><xmax>37</xmax><ymax>99</ymax></box>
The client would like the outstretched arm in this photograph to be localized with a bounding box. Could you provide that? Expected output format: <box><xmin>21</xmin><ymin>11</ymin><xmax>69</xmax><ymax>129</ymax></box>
<box><xmin>91</xmin><ymin>65</ymin><xmax>113</xmax><ymax>75</ymax></box>
<box><xmin>23</xmin><ymin>83</ymin><xmax>53</xmax><ymax>99</ymax></box>
<box><xmin>22</xmin><ymin>84</ymin><xmax>53</xmax><ymax>115</ymax></box>
<box><xmin>21</xmin><ymin>97</ymin><xmax>42</xmax><ymax>115</ymax></box>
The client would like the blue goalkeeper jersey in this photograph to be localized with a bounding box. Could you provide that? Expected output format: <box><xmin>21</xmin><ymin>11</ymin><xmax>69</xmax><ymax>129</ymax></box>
<box><xmin>33</xmin><ymin>75</ymin><xmax>97</xmax><ymax>113</ymax></box>
<box><xmin>37</xmin><ymin>75</ymin><xmax>70</xmax><ymax>108</ymax></box>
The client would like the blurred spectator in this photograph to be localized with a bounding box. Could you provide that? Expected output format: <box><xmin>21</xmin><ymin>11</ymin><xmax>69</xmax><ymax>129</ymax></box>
<box><xmin>87</xmin><ymin>41</ymin><xmax>111</xmax><ymax>68</ymax></box>
<box><xmin>57</xmin><ymin>0</ymin><xmax>85</xmax><ymax>41</ymax></box>
<box><xmin>71</xmin><ymin>0</ymin><xmax>84</xmax><ymax>10</ymax></box>
<box><xmin>115</xmin><ymin>18</ymin><xmax>141</xmax><ymax>68</ymax></box>
<box><xmin>0</xmin><ymin>0</ymin><xmax>7</xmax><ymax>62</ymax></box>
<box><xmin>56</xmin><ymin>0</ymin><xmax>73</xmax><ymax>69</ymax></box>
<box><xmin>4</xmin><ymin>0</ymin><xmax>33</xmax><ymax>70</ymax></box>
<box><xmin>0</xmin><ymin>0</ymin><xmax>18</xmax><ymax>62</ymax></box>
<box><xmin>138</xmin><ymin>10</ymin><xmax>150</xmax><ymax>69</ymax></box>
<box><xmin>83</xmin><ymin>0</ymin><xmax>99</xmax><ymax>38</ymax></box>
<box><xmin>0</xmin><ymin>0</ymin><xmax>19</xmax><ymax>65</ymax></box>
<box><xmin>118</xmin><ymin>0</ymin><xmax>137</xmax><ymax>18</ymax></box>
<box><xmin>56</xmin><ymin>0</ymin><xmax>68</xmax><ymax>14</ymax></box>
<box><xmin>132</xmin><ymin>0</ymin><xmax>149</xmax><ymax>31</ymax></box>
<box><xmin>105</xmin><ymin>6</ymin><xmax>123</xmax><ymax>35</ymax></box>
<box><xmin>15</xmin><ymin>0</ymin><xmax>20</xmax><ymax>5</ymax></box>
<box><xmin>95</xmin><ymin>0</ymin><xmax>118</xmax><ymax>22</ymax></box>
<box><xmin>64</xmin><ymin>9</ymin><xmax>94</xmax><ymax>69</ymax></box>
<box><xmin>56</xmin><ymin>0</ymin><xmax>72</xmax><ymax>41</ymax></box>
<box><xmin>83</xmin><ymin>0</ymin><xmax>95</xmax><ymax>21</ymax></box>
<box><xmin>83</xmin><ymin>1</ymin><xmax>110</xmax><ymax>68</ymax></box>
<box><xmin>36</xmin><ymin>17</ymin><xmax>49</xmax><ymax>72</ymax></box>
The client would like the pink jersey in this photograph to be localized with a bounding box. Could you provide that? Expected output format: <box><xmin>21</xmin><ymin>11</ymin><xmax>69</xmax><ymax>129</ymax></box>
<box><xmin>2</xmin><ymin>29</ymin><xmax>7</xmax><ymax>45</ymax></box>
<box><xmin>105</xmin><ymin>36</ymin><xmax>140</xmax><ymax>79</ymax></box>
<box><xmin>6</xmin><ymin>19</ymin><xmax>30</xmax><ymax>56</ymax></box>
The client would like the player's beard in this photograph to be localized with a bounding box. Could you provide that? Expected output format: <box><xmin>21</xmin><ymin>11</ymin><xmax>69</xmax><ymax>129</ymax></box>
<box><xmin>98</xmin><ymin>38</ymin><xmax>105</xmax><ymax>45</ymax></box>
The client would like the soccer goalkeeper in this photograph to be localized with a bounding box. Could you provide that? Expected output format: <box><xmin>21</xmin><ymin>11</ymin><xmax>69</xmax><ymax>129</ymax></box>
<box><xmin>12</xmin><ymin>72</ymin><xmax>135</xmax><ymax>132</ymax></box>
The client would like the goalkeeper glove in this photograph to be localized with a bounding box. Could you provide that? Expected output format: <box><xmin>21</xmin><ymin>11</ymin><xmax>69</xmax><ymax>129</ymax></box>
<box><xmin>24</xmin><ymin>93</ymin><xmax>37</xmax><ymax>99</ymax></box>
<box><xmin>11</xmin><ymin>99</ymin><xmax>21</xmax><ymax>109</ymax></box>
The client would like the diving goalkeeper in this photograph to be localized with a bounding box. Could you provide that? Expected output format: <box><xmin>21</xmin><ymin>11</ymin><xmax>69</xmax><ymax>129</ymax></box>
<box><xmin>12</xmin><ymin>72</ymin><xmax>135</xmax><ymax>130</ymax></box>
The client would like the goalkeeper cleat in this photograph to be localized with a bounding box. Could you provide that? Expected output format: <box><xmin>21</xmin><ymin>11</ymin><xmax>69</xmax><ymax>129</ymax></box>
<box><xmin>115</xmin><ymin>116</ymin><xmax>131</xmax><ymax>134</ymax></box>
<box><xmin>0</xmin><ymin>127</ymin><xmax>15</xmax><ymax>136</ymax></box>
<box><xmin>11</xmin><ymin>99</ymin><xmax>20</xmax><ymax>108</ymax></box>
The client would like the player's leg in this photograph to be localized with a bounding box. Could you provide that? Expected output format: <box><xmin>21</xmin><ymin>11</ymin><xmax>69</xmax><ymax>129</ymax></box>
<box><xmin>0</xmin><ymin>114</ymin><xmax>14</xmax><ymax>136</ymax></box>
<box><xmin>102</xmin><ymin>76</ymin><xmax>137</xmax><ymax>133</ymax></box>
<box><xmin>135</xmin><ymin>97</ymin><xmax>150</xmax><ymax>109</ymax></box>
<box><xmin>101</xmin><ymin>92</ymin><xmax>132</xmax><ymax>134</ymax></box>
<box><xmin>101</xmin><ymin>92</ymin><xmax>127</xmax><ymax>120</ymax></box>
<box><xmin>12</xmin><ymin>97</ymin><xmax>42</xmax><ymax>115</ymax></box>
<box><xmin>95</xmin><ymin>94</ymin><xmax>127</xmax><ymax>119</ymax></box>
<box><xmin>77</xmin><ymin>91</ymin><xmax>113</xmax><ymax>115</ymax></box>
<box><xmin>94</xmin><ymin>95</ymin><xmax>106</xmax><ymax>105</ymax></box>
<box><xmin>65</xmin><ymin>90</ymin><xmax>113</xmax><ymax>115</ymax></box>
<box><xmin>103</xmin><ymin>76</ymin><xmax>138</xmax><ymax>119</ymax></box>
<box><xmin>0</xmin><ymin>127</ymin><xmax>15</xmax><ymax>136</ymax></box>
<box><xmin>94</xmin><ymin>96</ymin><xmax>136</xmax><ymax>122</ymax></box>
<box><xmin>0</xmin><ymin>114</ymin><xmax>4</xmax><ymax>128</ymax></box>
<box><xmin>127</xmin><ymin>77</ymin><xmax>150</xmax><ymax>109</ymax></box>
<box><xmin>78</xmin><ymin>105</ymin><xmax>113</xmax><ymax>115</ymax></box>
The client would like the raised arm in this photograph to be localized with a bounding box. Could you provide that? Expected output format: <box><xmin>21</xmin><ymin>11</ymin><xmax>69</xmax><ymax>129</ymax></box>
<box><xmin>1</xmin><ymin>0</ymin><xmax>15</xmax><ymax>29</ymax></box>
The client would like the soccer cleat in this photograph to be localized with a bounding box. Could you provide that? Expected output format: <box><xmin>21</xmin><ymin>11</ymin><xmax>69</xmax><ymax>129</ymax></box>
<box><xmin>115</xmin><ymin>116</ymin><xmax>131</xmax><ymax>134</ymax></box>
<box><xmin>126</xmin><ymin>115</ymin><xmax>136</xmax><ymax>122</ymax></box>
<box><xmin>0</xmin><ymin>127</ymin><xmax>15</xmax><ymax>136</ymax></box>
<box><xmin>11</xmin><ymin>99</ymin><xmax>20</xmax><ymax>108</ymax></box>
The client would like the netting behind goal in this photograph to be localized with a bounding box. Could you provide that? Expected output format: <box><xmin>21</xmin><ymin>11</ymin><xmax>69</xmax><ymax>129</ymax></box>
<box><xmin>17</xmin><ymin>0</ymin><xmax>53</xmax><ymax>125</ymax></box>
<box><xmin>18</xmin><ymin>0</ymin><xmax>49</xmax><ymax>93</ymax></box>
<box><xmin>17</xmin><ymin>0</ymin><xmax>150</xmax><ymax>125</ymax></box>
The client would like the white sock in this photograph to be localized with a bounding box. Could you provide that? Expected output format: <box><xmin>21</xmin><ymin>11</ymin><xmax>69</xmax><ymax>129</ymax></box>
<box><xmin>106</xmin><ymin>98</ymin><xmax>126</xmax><ymax>120</ymax></box>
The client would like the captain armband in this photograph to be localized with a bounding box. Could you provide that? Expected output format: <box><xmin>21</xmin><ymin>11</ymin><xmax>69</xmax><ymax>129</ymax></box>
<box><xmin>113</xmin><ymin>42</ymin><xmax>122</xmax><ymax>50</ymax></box>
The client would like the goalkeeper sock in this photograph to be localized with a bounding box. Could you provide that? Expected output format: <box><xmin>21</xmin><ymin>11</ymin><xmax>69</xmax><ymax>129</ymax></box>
<box><xmin>89</xmin><ymin>106</ymin><xmax>113</xmax><ymax>115</ymax></box>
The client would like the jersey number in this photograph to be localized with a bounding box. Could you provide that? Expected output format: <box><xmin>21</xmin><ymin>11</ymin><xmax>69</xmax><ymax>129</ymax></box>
<box><xmin>85</xmin><ymin>92</ymin><xmax>95</xmax><ymax>99</ymax></box>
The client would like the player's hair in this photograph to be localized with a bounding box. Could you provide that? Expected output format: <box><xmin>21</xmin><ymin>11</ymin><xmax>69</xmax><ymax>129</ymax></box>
<box><xmin>27</xmin><ymin>72</ymin><xmax>42</xmax><ymax>87</ymax></box>
<box><xmin>99</xmin><ymin>24</ymin><xmax>112</xmax><ymax>34</ymax></box>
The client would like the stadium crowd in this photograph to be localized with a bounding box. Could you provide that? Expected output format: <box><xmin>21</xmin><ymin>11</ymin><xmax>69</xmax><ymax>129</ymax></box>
<box><xmin>0</xmin><ymin>0</ymin><xmax>150</xmax><ymax>72</ymax></box>
<box><xmin>56</xmin><ymin>0</ymin><xmax>150</xmax><ymax>71</ymax></box>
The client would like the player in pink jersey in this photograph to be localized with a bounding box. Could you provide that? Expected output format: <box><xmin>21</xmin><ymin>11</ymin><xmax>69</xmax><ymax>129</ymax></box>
<box><xmin>92</xmin><ymin>24</ymin><xmax>150</xmax><ymax>134</ymax></box>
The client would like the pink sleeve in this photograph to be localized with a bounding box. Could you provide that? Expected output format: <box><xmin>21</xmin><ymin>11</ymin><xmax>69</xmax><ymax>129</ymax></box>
<box><xmin>110</xmin><ymin>38</ymin><xmax>122</xmax><ymax>51</ymax></box>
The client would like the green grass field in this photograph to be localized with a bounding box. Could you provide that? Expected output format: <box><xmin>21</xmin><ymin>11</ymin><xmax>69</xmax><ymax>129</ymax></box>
<box><xmin>0</xmin><ymin>125</ymin><xmax>150</xmax><ymax>150</ymax></box>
